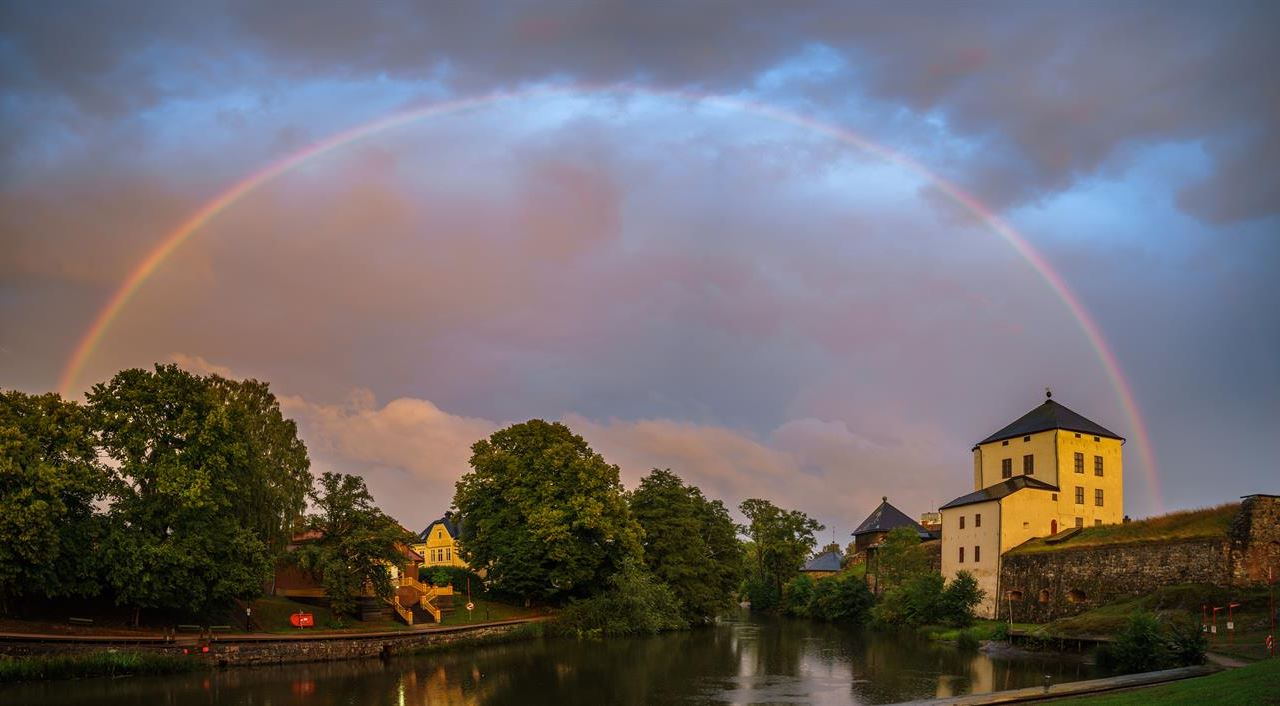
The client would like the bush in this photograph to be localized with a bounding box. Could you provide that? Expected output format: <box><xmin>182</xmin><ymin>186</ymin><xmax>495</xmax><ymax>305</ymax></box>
<box><xmin>422</xmin><ymin>566</ymin><xmax>488</xmax><ymax>595</ymax></box>
<box><xmin>956</xmin><ymin>629</ymin><xmax>980</xmax><ymax>651</ymax></box>
<box><xmin>811</xmin><ymin>573</ymin><xmax>874</xmax><ymax>624</ymax></box>
<box><xmin>991</xmin><ymin>621</ymin><xmax>1011</xmax><ymax>641</ymax></box>
<box><xmin>940</xmin><ymin>571</ymin><xmax>985</xmax><ymax>627</ymax></box>
<box><xmin>741</xmin><ymin>576</ymin><xmax>780</xmax><ymax>613</ymax></box>
<box><xmin>1166</xmin><ymin>616</ymin><xmax>1208</xmax><ymax>667</ymax></box>
<box><xmin>783</xmin><ymin>575</ymin><xmax>815</xmax><ymax>617</ymax></box>
<box><xmin>1099</xmin><ymin>612</ymin><xmax>1165</xmax><ymax>672</ymax></box>
<box><xmin>551</xmin><ymin>565</ymin><xmax>687</xmax><ymax>638</ymax></box>
<box><xmin>0</xmin><ymin>652</ymin><xmax>197</xmax><ymax>683</ymax></box>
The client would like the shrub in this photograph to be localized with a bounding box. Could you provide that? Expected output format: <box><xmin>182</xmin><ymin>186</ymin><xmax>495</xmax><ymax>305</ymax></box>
<box><xmin>551</xmin><ymin>565</ymin><xmax>687</xmax><ymax>637</ymax></box>
<box><xmin>956</xmin><ymin>629</ymin><xmax>980</xmax><ymax>651</ymax></box>
<box><xmin>741</xmin><ymin>576</ymin><xmax>780</xmax><ymax>613</ymax></box>
<box><xmin>940</xmin><ymin>571</ymin><xmax>985</xmax><ymax>627</ymax></box>
<box><xmin>1099</xmin><ymin>612</ymin><xmax>1171</xmax><ymax>673</ymax></box>
<box><xmin>1166</xmin><ymin>616</ymin><xmax>1208</xmax><ymax>667</ymax></box>
<box><xmin>811</xmin><ymin>573</ymin><xmax>874</xmax><ymax>624</ymax></box>
<box><xmin>991</xmin><ymin>621</ymin><xmax>1011</xmax><ymax>641</ymax></box>
<box><xmin>783</xmin><ymin>575</ymin><xmax>816</xmax><ymax>617</ymax></box>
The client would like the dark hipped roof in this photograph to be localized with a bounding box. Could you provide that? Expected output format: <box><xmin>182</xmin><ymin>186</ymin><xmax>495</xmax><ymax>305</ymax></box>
<box><xmin>975</xmin><ymin>398</ymin><xmax>1123</xmax><ymax>448</ymax></box>
<box><xmin>418</xmin><ymin>515</ymin><xmax>460</xmax><ymax>541</ymax></box>
<box><xmin>802</xmin><ymin>549</ymin><xmax>843</xmax><ymax>573</ymax></box>
<box><xmin>852</xmin><ymin>497</ymin><xmax>933</xmax><ymax>539</ymax></box>
<box><xmin>939</xmin><ymin>476</ymin><xmax>1059</xmax><ymax>510</ymax></box>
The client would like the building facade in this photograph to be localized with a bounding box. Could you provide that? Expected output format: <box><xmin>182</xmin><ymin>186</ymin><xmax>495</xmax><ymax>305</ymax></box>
<box><xmin>940</xmin><ymin>392</ymin><xmax>1125</xmax><ymax>617</ymax></box>
<box><xmin>412</xmin><ymin>515</ymin><xmax>469</xmax><ymax>570</ymax></box>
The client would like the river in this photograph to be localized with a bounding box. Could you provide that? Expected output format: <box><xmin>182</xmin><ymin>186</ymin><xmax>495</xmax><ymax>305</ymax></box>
<box><xmin>4</xmin><ymin>611</ymin><xmax>1102</xmax><ymax>705</ymax></box>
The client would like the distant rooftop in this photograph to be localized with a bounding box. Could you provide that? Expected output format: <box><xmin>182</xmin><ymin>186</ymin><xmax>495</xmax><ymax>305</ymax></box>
<box><xmin>975</xmin><ymin>395</ymin><xmax>1123</xmax><ymax>448</ymax></box>
<box><xmin>853</xmin><ymin>497</ymin><xmax>934</xmax><ymax>539</ymax></box>
<box><xmin>802</xmin><ymin>549</ymin><xmax>843</xmax><ymax>573</ymax></box>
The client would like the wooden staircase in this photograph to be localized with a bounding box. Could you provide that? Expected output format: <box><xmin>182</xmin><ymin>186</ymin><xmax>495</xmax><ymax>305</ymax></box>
<box><xmin>387</xmin><ymin>576</ymin><xmax>452</xmax><ymax>625</ymax></box>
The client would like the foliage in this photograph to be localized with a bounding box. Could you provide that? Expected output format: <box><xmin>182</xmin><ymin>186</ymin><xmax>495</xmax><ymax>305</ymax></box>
<box><xmin>939</xmin><ymin>571</ymin><xmax>985</xmax><ymax>627</ymax></box>
<box><xmin>453</xmin><ymin>420</ymin><xmax>643</xmax><ymax>603</ymax></box>
<box><xmin>550</xmin><ymin>563</ymin><xmax>687</xmax><ymax>637</ymax></box>
<box><xmin>0</xmin><ymin>651</ymin><xmax>197</xmax><ymax>683</ymax></box>
<box><xmin>1097</xmin><ymin>611</ymin><xmax>1208</xmax><ymax>674</ymax></box>
<box><xmin>955</xmin><ymin>628</ymin><xmax>980</xmax><ymax>651</ymax></box>
<box><xmin>990</xmin><ymin>620</ymin><xmax>1011</xmax><ymax>641</ymax></box>
<box><xmin>429</xmin><ymin>567</ymin><xmax>451</xmax><ymax>587</ymax></box>
<box><xmin>740</xmin><ymin>575</ymin><xmax>780</xmax><ymax>612</ymax></box>
<box><xmin>90</xmin><ymin>366</ymin><xmax>292</xmax><ymax>617</ymax></box>
<box><xmin>783</xmin><ymin>574</ymin><xmax>816</xmax><ymax>617</ymax></box>
<box><xmin>1097</xmin><ymin>612</ymin><xmax>1171</xmax><ymax>673</ymax></box>
<box><xmin>292</xmin><ymin>472</ymin><xmax>410</xmax><ymax>616</ymax></box>
<box><xmin>629</xmin><ymin>469</ymin><xmax>744</xmax><ymax>623</ymax></box>
<box><xmin>871</xmin><ymin>526</ymin><xmax>930</xmax><ymax>593</ymax></box>
<box><xmin>739</xmin><ymin>498</ymin><xmax>823</xmax><ymax>599</ymax></box>
<box><xmin>423</xmin><ymin>565</ymin><xmax>488</xmax><ymax>596</ymax></box>
<box><xmin>0</xmin><ymin>391</ymin><xmax>106</xmax><ymax>609</ymax></box>
<box><xmin>873</xmin><ymin>570</ymin><xmax>983</xmax><ymax>628</ymax></box>
<box><xmin>810</xmin><ymin>572</ymin><xmax>874</xmax><ymax>623</ymax></box>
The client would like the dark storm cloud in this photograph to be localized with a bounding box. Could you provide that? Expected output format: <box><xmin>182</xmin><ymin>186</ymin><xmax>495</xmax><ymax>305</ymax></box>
<box><xmin>3</xmin><ymin>1</ymin><xmax>1277</xmax><ymax>222</ymax></box>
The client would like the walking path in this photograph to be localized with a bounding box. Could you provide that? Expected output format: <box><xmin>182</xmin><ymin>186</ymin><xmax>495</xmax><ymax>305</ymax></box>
<box><xmin>900</xmin><ymin>665</ymin><xmax>1219</xmax><ymax>705</ymax></box>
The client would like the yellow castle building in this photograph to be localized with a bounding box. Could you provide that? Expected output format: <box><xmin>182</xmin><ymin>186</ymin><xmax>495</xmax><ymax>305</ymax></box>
<box><xmin>939</xmin><ymin>392</ymin><xmax>1124</xmax><ymax>617</ymax></box>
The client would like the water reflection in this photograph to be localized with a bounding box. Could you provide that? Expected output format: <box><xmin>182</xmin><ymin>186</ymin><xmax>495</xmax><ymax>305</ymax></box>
<box><xmin>1</xmin><ymin>610</ymin><xmax>1101</xmax><ymax>705</ymax></box>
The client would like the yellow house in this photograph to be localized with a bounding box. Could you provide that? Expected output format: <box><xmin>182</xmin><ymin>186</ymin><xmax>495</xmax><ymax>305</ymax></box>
<box><xmin>412</xmin><ymin>514</ymin><xmax>469</xmax><ymax>570</ymax></box>
<box><xmin>940</xmin><ymin>392</ymin><xmax>1124</xmax><ymax>617</ymax></box>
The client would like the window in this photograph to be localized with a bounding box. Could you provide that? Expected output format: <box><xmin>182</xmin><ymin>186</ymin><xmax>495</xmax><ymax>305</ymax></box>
<box><xmin>1095</xmin><ymin>488</ymin><xmax>1104</xmax><ymax>506</ymax></box>
<box><xmin>974</xmin><ymin>546</ymin><xmax>981</xmax><ymax>562</ymax></box>
<box><xmin>1093</xmin><ymin>436</ymin><xmax>1100</xmax><ymax>442</ymax></box>
<box><xmin>1023</xmin><ymin>454</ymin><xmax>1034</xmax><ymax>475</ymax></box>
<box><xmin>975</xmin><ymin>513</ymin><xmax>982</xmax><ymax>527</ymax></box>
<box><xmin>445</xmin><ymin>548</ymin><xmax>452</xmax><ymax>561</ymax></box>
<box><xmin>1094</xmin><ymin>456</ymin><xmax>1104</xmax><ymax>476</ymax></box>
<box><xmin>1095</xmin><ymin>519</ymin><xmax>1103</xmax><ymax>526</ymax></box>
<box><xmin>1074</xmin><ymin>452</ymin><xmax>1084</xmax><ymax>474</ymax></box>
<box><xmin>438</xmin><ymin>530</ymin><xmax>443</xmax><ymax>539</ymax></box>
<box><xmin>1002</xmin><ymin>440</ymin><xmax>1009</xmax><ymax>446</ymax></box>
<box><xmin>1068</xmin><ymin>589</ymin><xmax>1087</xmax><ymax>604</ymax></box>
<box><xmin>960</xmin><ymin>515</ymin><xmax>966</xmax><ymax>529</ymax></box>
<box><xmin>1074</xmin><ymin>433</ymin><xmax>1081</xmax><ymax>438</ymax></box>
<box><xmin>1023</xmin><ymin>435</ymin><xmax>1031</xmax><ymax>442</ymax></box>
<box><xmin>1075</xmin><ymin>486</ymin><xmax>1085</xmax><ymax>504</ymax></box>
<box><xmin>1022</xmin><ymin>521</ymin><xmax>1030</xmax><ymax>529</ymax></box>
<box><xmin>1002</xmin><ymin>458</ymin><xmax>1012</xmax><ymax>478</ymax></box>
<box><xmin>1075</xmin><ymin>517</ymin><xmax>1084</xmax><ymax>528</ymax></box>
<box><xmin>959</xmin><ymin>547</ymin><xmax>965</xmax><ymax>563</ymax></box>
<box><xmin>1052</xmin><ymin>493</ymin><xmax>1058</xmax><ymax>501</ymax></box>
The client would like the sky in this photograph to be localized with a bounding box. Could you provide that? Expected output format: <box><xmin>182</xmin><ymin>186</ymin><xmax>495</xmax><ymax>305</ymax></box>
<box><xmin>2</xmin><ymin>2</ymin><xmax>1277</xmax><ymax>537</ymax></box>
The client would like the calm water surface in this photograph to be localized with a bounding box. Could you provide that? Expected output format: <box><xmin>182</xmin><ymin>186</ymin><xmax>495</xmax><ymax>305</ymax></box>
<box><xmin>4</xmin><ymin>611</ymin><xmax>1101</xmax><ymax>705</ymax></box>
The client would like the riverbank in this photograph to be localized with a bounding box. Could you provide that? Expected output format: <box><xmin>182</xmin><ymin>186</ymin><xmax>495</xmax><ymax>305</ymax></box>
<box><xmin>1040</xmin><ymin>657</ymin><xmax>1279</xmax><ymax>705</ymax></box>
<box><xmin>0</xmin><ymin>617</ymin><xmax>548</xmax><ymax>682</ymax></box>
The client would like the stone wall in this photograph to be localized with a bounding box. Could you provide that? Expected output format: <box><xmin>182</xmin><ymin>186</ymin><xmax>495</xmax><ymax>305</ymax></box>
<box><xmin>0</xmin><ymin>619</ymin><xmax>540</xmax><ymax>666</ymax></box>
<box><xmin>998</xmin><ymin>495</ymin><xmax>1279</xmax><ymax>622</ymax></box>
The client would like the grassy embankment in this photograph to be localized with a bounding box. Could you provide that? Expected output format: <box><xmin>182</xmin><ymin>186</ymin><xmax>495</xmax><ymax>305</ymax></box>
<box><xmin>1010</xmin><ymin>504</ymin><xmax>1237</xmax><ymax>555</ymax></box>
<box><xmin>920</xmin><ymin>619</ymin><xmax>1036</xmax><ymax>643</ymax></box>
<box><xmin>0</xmin><ymin>652</ymin><xmax>197</xmax><ymax>684</ymax></box>
<box><xmin>1045</xmin><ymin>657</ymin><xmax>1280</xmax><ymax>705</ymax></box>
<box><xmin>247</xmin><ymin>596</ymin><xmax>407</xmax><ymax>633</ymax></box>
<box><xmin>437</xmin><ymin>597</ymin><xmax>547</xmax><ymax>626</ymax></box>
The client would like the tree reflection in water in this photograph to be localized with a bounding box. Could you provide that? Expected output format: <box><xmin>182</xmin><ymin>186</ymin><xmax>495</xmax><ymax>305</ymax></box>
<box><xmin>1</xmin><ymin>610</ymin><xmax>1101</xmax><ymax>706</ymax></box>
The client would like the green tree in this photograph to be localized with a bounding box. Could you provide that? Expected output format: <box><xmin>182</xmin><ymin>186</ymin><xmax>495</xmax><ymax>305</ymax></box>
<box><xmin>0</xmin><ymin>391</ymin><xmax>107</xmax><ymax>610</ymax></box>
<box><xmin>940</xmin><ymin>570</ymin><xmax>984</xmax><ymax>627</ymax></box>
<box><xmin>551</xmin><ymin>562</ymin><xmax>687</xmax><ymax>637</ymax></box>
<box><xmin>292</xmin><ymin>472</ymin><xmax>410</xmax><ymax>617</ymax></box>
<box><xmin>453</xmin><ymin>420</ymin><xmax>643</xmax><ymax>603</ymax></box>
<box><xmin>871</xmin><ymin>526</ymin><xmax>929</xmax><ymax>593</ymax></box>
<box><xmin>739</xmin><ymin>498</ymin><xmax>823</xmax><ymax>600</ymax></box>
<box><xmin>811</xmin><ymin>572</ymin><xmax>875</xmax><ymax>623</ymax></box>
<box><xmin>90</xmin><ymin>366</ymin><xmax>279</xmax><ymax>620</ymax></box>
<box><xmin>629</xmin><ymin>469</ymin><xmax>743</xmax><ymax>623</ymax></box>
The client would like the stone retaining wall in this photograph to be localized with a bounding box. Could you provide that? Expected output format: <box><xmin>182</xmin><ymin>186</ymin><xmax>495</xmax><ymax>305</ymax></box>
<box><xmin>0</xmin><ymin>619</ymin><xmax>540</xmax><ymax>666</ymax></box>
<box><xmin>998</xmin><ymin>495</ymin><xmax>1279</xmax><ymax>622</ymax></box>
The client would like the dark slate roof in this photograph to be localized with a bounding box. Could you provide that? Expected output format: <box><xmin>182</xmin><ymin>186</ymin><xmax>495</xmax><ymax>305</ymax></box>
<box><xmin>975</xmin><ymin>398</ymin><xmax>1123</xmax><ymax>448</ymax></box>
<box><xmin>852</xmin><ymin>498</ymin><xmax>933</xmax><ymax>539</ymax></box>
<box><xmin>802</xmin><ymin>550</ymin><xmax>843</xmax><ymax>573</ymax></box>
<box><xmin>418</xmin><ymin>515</ymin><xmax>460</xmax><ymax>541</ymax></box>
<box><xmin>939</xmin><ymin>476</ymin><xmax>1059</xmax><ymax>510</ymax></box>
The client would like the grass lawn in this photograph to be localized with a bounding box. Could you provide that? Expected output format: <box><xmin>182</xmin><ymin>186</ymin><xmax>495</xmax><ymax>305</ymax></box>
<box><xmin>248</xmin><ymin>596</ymin><xmax>409</xmax><ymax>633</ymax></box>
<box><xmin>1011</xmin><ymin>504</ymin><xmax>1237</xmax><ymax>555</ymax></box>
<box><xmin>1046</xmin><ymin>657</ymin><xmax>1280</xmax><ymax>705</ymax></box>
<box><xmin>438</xmin><ymin>597</ymin><xmax>547</xmax><ymax>626</ymax></box>
<box><xmin>921</xmin><ymin>620</ymin><xmax>1037</xmax><ymax>642</ymax></box>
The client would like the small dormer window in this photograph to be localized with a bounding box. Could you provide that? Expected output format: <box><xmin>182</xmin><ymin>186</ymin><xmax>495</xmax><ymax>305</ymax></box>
<box><xmin>1023</xmin><ymin>436</ymin><xmax>1030</xmax><ymax>442</ymax></box>
<box><xmin>1002</xmin><ymin>440</ymin><xmax>1009</xmax><ymax>446</ymax></box>
<box><xmin>1093</xmin><ymin>436</ymin><xmax>1100</xmax><ymax>442</ymax></box>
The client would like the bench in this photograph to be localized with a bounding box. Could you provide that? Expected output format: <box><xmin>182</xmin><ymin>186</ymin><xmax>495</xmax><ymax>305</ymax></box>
<box><xmin>176</xmin><ymin>624</ymin><xmax>203</xmax><ymax>632</ymax></box>
<box><xmin>68</xmin><ymin>617</ymin><xmax>94</xmax><ymax>626</ymax></box>
<box><xmin>209</xmin><ymin>625</ymin><xmax>232</xmax><ymax>632</ymax></box>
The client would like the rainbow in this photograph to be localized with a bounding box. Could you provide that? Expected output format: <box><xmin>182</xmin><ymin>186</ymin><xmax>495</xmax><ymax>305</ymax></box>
<box><xmin>55</xmin><ymin>84</ymin><xmax>1163</xmax><ymax>508</ymax></box>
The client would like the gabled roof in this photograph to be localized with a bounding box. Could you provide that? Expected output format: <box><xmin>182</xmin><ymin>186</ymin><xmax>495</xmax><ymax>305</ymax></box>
<box><xmin>852</xmin><ymin>497</ymin><xmax>933</xmax><ymax>539</ymax></box>
<box><xmin>418</xmin><ymin>515</ymin><xmax>460</xmax><ymax>542</ymax></box>
<box><xmin>939</xmin><ymin>476</ymin><xmax>1059</xmax><ymax>510</ymax></box>
<box><xmin>802</xmin><ymin>549</ymin><xmax>843</xmax><ymax>573</ymax></box>
<box><xmin>975</xmin><ymin>398</ymin><xmax>1123</xmax><ymax>448</ymax></box>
